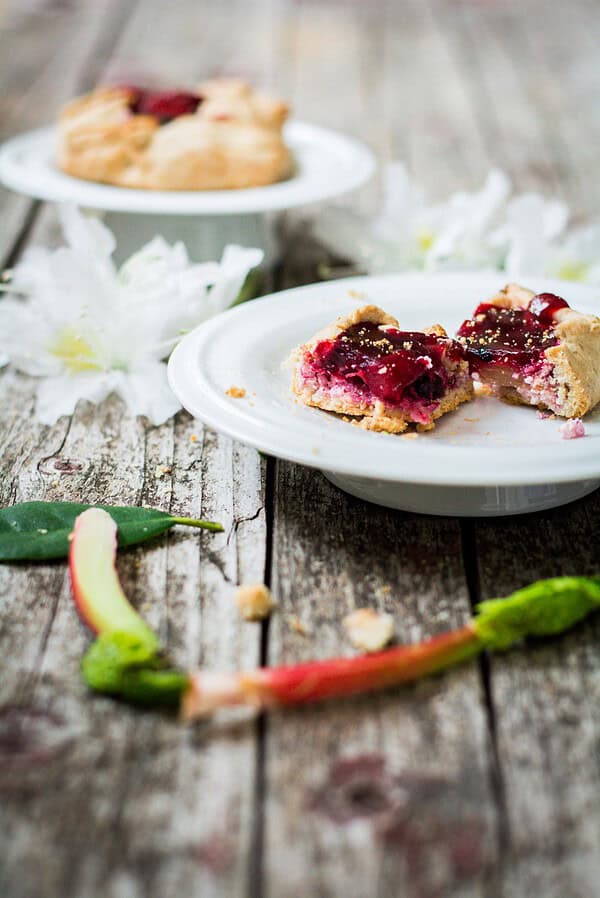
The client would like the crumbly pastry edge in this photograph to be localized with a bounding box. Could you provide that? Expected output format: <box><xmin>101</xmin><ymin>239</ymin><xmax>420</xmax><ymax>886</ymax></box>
<box><xmin>485</xmin><ymin>283</ymin><xmax>600</xmax><ymax>417</ymax></box>
<box><xmin>290</xmin><ymin>304</ymin><xmax>473</xmax><ymax>434</ymax></box>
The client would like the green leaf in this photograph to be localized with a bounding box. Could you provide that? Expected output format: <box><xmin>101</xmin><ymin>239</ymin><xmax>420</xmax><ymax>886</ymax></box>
<box><xmin>0</xmin><ymin>501</ymin><xmax>223</xmax><ymax>562</ymax></box>
<box><xmin>473</xmin><ymin>576</ymin><xmax>600</xmax><ymax>650</ymax></box>
<box><xmin>82</xmin><ymin>632</ymin><xmax>188</xmax><ymax>705</ymax></box>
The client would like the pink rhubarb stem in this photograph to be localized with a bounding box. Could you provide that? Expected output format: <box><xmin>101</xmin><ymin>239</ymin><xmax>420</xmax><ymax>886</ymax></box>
<box><xmin>182</xmin><ymin>624</ymin><xmax>481</xmax><ymax>719</ymax></box>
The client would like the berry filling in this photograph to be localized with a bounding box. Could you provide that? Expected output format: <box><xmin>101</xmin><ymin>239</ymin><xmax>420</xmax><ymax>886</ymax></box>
<box><xmin>457</xmin><ymin>292</ymin><xmax>570</xmax><ymax>410</ymax></box>
<box><xmin>457</xmin><ymin>293</ymin><xmax>569</xmax><ymax>374</ymax></box>
<box><xmin>299</xmin><ymin>322</ymin><xmax>467</xmax><ymax>424</ymax></box>
<box><xmin>125</xmin><ymin>87</ymin><xmax>202</xmax><ymax>122</ymax></box>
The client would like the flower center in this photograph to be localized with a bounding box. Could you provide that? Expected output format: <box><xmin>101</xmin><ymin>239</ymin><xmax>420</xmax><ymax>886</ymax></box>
<box><xmin>51</xmin><ymin>329</ymin><xmax>101</xmax><ymax>373</ymax></box>
<box><xmin>417</xmin><ymin>229</ymin><xmax>434</xmax><ymax>252</ymax></box>
<box><xmin>556</xmin><ymin>261</ymin><xmax>589</xmax><ymax>282</ymax></box>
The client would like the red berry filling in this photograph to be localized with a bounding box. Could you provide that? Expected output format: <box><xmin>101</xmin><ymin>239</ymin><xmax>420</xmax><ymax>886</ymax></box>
<box><xmin>304</xmin><ymin>322</ymin><xmax>466</xmax><ymax>418</ymax></box>
<box><xmin>125</xmin><ymin>87</ymin><xmax>202</xmax><ymax>123</ymax></box>
<box><xmin>457</xmin><ymin>292</ymin><xmax>569</xmax><ymax>376</ymax></box>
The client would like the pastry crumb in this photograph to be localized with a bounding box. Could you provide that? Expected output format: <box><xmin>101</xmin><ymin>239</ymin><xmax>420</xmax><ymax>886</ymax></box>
<box><xmin>190</xmin><ymin>433</ymin><xmax>198</xmax><ymax>442</ymax></box>
<box><xmin>50</xmin><ymin>479</ymin><xmax>60</xmax><ymax>487</ymax></box>
<box><xmin>311</xmin><ymin>446</ymin><xmax>321</xmax><ymax>455</ymax></box>
<box><xmin>155</xmin><ymin>464</ymin><xmax>172</xmax><ymax>478</ymax></box>
<box><xmin>343</xmin><ymin>608</ymin><xmax>395</xmax><ymax>653</ymax></box>
<box><xmin>226</xmin><ymin>385</ymin><xmax>246</xmax><ymax>399</ymax></box>
<box><xmin>463</xmin><ymin>417</ymin><xmax>479</xmax><ymax>423</ymax></box>
<box><xmin>236</xmin><ymin>583</ymin><xmax>276</xmax><ymax>621</ymax></box>
<box><xmin>401</xmin><ymin>432</ymin><xmax>419</xmax><ymax>440</ymax></box>
<box><xmin>288</xmin><ymin>614</ymin><xmax>311</xmax><ymax>636</ymax></box>
<box><xmin>348</xmin><ymin>289</ymin><xmax>366</xmax><ymax>300</ymax></box>
<box><xmin>558</xmin><ymin>418</ymin><xmax>586</xmax><ymax>440</ymax></box>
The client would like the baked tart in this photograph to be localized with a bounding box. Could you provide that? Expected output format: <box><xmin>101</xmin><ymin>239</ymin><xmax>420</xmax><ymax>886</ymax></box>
<box><xmin>457</xmin><ymin>283</ymin><xmax>600</xmax><ymax>418</ymax></box>
<box><xmin>291</xmin><ymin>305</ymin><xmax>473</xmax><ymax>433</ymax></box>
<box><xmin>57</xmin><ymin>78</ymin><xmax>292</xmax><ymax>190</ymax></box>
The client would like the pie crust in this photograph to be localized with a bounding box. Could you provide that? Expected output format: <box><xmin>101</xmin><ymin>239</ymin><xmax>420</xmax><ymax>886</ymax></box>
<box><xmin>458</xmin><ymin>283</ymin><xmax>600</xmax><ymax>418</ymax></box>
<box><xmin>57</xmin><ymin>78</ymin><xmax>292</xmax><ymax>191</ymax></box>
<box><xmin>290</xmin><ymin>305</ymin><xmax>473</xmax><ymax>433</ymax></box>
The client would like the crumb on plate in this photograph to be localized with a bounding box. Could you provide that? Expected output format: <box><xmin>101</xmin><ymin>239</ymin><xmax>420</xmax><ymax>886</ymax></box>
<box><xmin>226</xmin><ymin>385</ymin><xmax>246</xmax><ymax>399</ymax></box>
<box><xmin>558</xmin><ymin>418</ymin><xmax>586</xmax><ymax>440</ymax></box>
<box><xmin>342</xmin><ymin>608</ymin><xmax>395</xmax><ymax>653</ymax></box>
<box><xmin>236</xmin><ymin>583</ymin><xmax>276</xmax><ymax>621</ymax></box>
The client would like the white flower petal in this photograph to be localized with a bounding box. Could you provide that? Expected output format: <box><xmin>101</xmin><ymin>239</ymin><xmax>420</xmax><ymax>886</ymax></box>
<box><xmin>112</xmin><ymin>364</ymin><xmax>181</xmax><ymax>424</ymax></box>
<box><xmin>36</xmin><ymin>372</ymin><xmax>117</xmax><ymax>424</ymax></box>
<box><xmin>59</xmin><ymin>204</ymin><xmax>116</xmax><ymax>264</ymax></box>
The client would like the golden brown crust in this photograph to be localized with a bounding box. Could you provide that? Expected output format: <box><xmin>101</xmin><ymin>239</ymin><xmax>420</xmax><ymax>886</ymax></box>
<box><xmin>290</xmin><ymin>304</ymin><xmax>473</xmax><ymax>433</ymax></box>
<box><xmin>483</xmin><ymin>283</ymin><xmax>600</xmax><ymax>417</ymax></box>
<box><xmin>57</xmin><ymin>80</ymin><xmax>292</xmax><ymax>190</ymax></box>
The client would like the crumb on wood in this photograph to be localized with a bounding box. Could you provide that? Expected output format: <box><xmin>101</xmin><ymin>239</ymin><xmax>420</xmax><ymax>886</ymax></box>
<box><xmin>226</xmin><ymin>385</ymin><xmax>246</xmax><ymax>399</ymax></box>
<box><xmin>287</xmin><ymin>614</ymin><xmax>311</xmax><ymax>637</ymax></box>
<box><xmin>50</xmin><ymin>479</ymin><xmax>60</xmax><ymax>487</ymax></box>
<box><xmin>190</xmin><ymin>433</ymin><xmax>198</xmax><ymax>442</ymax></box>
<box><xmin>376</xmin><ymin>585</ymin><xmax>392</xmax><ymax>597</ymax></box>
<box><xmin>236</xmin><ymin>583</ymin><xmax>276</xmax><ymax>621</ymax></box>
<box><xmin>155</xmin><ymin>464</ymin><xmax>172</xmax><ymax>479</ymax></box>
<box><xmin>343</xmin><ymin>608</ymin><xmax>395</xmax><ymax>653</ymax></box>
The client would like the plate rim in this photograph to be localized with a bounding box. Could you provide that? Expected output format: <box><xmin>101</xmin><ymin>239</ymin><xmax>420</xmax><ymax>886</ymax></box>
<box><xmin>0</xmin><ymin>121</ymin><xmax>376</xmax><ymax>215</ymax></box>
<box><xmin>167</xmin><ymin>271</ymin><xmax>600</xmax><ymax>487</ymax></box>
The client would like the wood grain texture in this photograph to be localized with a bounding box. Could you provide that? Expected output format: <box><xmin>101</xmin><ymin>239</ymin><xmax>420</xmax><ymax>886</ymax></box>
<box><xmin>263</xmin><ymin>463</ymin><xmax>499</xmax><ymax>898</ymax></box>
<box><xmin>1</xmin><ymin>1</ymin><xmax>600</xmax><ymax>897</ymax></box>
<box><xmin>472</xmin><ymin>492</ymin><xmax>600</xmax><ymax>898</ymax></box>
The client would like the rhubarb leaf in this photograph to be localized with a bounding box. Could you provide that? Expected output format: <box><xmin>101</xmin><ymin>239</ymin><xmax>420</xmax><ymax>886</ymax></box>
<box><xmin>82</xmin><ymin>632</ymin><xmax>188</xmax><ymax>705</ymax></box>
<box><xmin>473</xmin><ymin>576</ymin><xmax>600</xmax><ymax>650</ymax></box>
<box><xmin>0</xmin><ymin>501</ymin><xmax>223</xmax><ymax>562</ymax></box>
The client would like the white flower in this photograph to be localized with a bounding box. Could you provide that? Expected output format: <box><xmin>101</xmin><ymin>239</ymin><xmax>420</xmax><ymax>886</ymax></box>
<box><xmin>310</xmin><ymin>163</ymin><xmax>600</xmax><ymax>285</ymax></box>
<box><xmin>543</xmin><ymin>224</ymin><xmax>600</xmax><ymax>285</ymax></box>
<box><xmin>494</xmin><ymin>192</ymin><xmax>569</xmax><ymax>277</ymax></box>
<box><xmin>312</xmin><ymin>164</ymin><xmax>511</xmax><ymax>273</ymax></box>
<box><xmin>0</xmin><ymin>205</ymin><xmax>263</xmax><ymax>425</ymax></box>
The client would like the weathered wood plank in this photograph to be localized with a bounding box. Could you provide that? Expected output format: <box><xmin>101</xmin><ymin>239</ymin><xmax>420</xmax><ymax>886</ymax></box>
<box><xmin>0</xmin><ymin>0</ymin><xmax>138</xmax><ymax>262</ymax></box>
<box><xmin>0</xmin><ymin>1</ymin><xmax>270</xmax><ymax>894</ymax></box>
<box><xmin>262</xmin><ymin>463</ymin><xmax>498</xmax><ymax>898</ymax></box>
<box><xmin>472</xmin><ymin>491</ymin><xmax>600</xmax><ymax>898</ymax></box>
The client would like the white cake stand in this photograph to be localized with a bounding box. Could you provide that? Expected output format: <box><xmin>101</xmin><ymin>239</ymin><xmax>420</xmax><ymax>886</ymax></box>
<box><xmin>0</xmin><ymin>122</ymin><xmax>375</xmax><ymax>264</ymax></box>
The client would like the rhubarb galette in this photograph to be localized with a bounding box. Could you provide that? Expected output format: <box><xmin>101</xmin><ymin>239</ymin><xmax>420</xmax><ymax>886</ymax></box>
<box><xmin>57</xmin><ymin>78</ymin><xmax>292</xmax><ymax>190</ymax></box>
<box><xmin>290</xmin><ymin>305</ymin><xmax>473</xmax><ymax>433</ymax></box>
<box><xmin>457</xmin><ymin>283</ymin><xmax>600</xmax><ymax>418</ymax></box>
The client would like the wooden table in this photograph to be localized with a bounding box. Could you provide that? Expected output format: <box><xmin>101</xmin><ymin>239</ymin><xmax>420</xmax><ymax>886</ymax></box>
<box><xmin>2</xmin><ymin>2</ymin><xmax>600</xmax><ymax>896</ymax></box>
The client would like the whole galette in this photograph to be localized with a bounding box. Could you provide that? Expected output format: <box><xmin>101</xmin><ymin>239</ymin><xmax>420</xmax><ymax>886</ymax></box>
<box><xmin>57</xmin><ymin>78</ymin><xmax>292</xmax><ymax>191</ymax></box>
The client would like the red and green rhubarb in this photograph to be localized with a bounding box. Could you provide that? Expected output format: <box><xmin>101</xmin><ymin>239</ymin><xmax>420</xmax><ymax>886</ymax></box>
<box><xmin>69</xmin><ymin>508</ymin><xmax>600</xmax><ymax>718</ymax></box>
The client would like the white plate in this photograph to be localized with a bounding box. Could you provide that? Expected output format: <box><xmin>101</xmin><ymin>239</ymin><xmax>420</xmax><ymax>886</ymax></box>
<box><xmin>168</xmin><ymin>272</ymin><xmax>600</xmax><ymax>516</ymax></box>
<box><xmin>0</xmin><ymin>122</ymin><xmax>375</xmax><ymax>215</ymax></box>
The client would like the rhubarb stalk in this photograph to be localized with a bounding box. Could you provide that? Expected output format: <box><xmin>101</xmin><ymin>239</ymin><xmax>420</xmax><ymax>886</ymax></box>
<box><xmin>67</xmin><ymin>510</ymin><xmax>600</xmax><ymax>718</ymax></box>
<box><xmin>182</xmin><ymin>575</ymin><xmax>600</xmax><ymax>719</ymax></box>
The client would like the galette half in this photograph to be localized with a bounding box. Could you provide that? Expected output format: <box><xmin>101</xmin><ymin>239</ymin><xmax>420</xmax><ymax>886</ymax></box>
<box><xmin>457</xmin><ymin>283</ymin><xmax>600</xmax><ymax>418</ymax></box>
<box><xmin>290</xmin><ymin>305</ymin><xmax>473</xmax><ymax>433</ymax></box>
